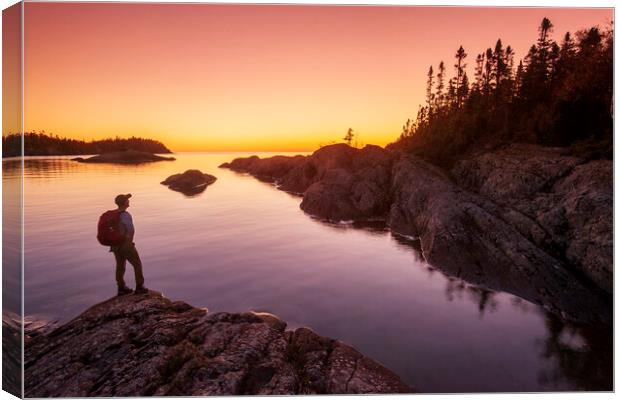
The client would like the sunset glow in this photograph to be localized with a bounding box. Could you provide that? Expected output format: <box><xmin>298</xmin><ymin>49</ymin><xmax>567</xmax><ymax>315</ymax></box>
<box><xmin>22</xmin><ymin>3</ymin><xmax>612</xmax><ymax>151</ymax></box>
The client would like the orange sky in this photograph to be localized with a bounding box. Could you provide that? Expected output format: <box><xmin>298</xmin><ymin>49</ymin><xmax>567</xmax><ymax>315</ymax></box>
<box><xmin>2</xmin><ymin>2</ymin><xmax>21</xmax><ymax>139</ymax></box>
<box><xmin>17</xmin><ymin>3</ymin><xmax>613</xmax><ymax>151</ymax></box>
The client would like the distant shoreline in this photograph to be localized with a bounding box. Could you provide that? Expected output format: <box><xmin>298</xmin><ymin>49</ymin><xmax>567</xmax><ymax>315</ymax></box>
<box><xmin>2</xmin><ymin>132</ymin><xmax>172</xmax><ymax>158</ymax></box>
<box><xmin>3</xmin><ymin>150</ymin><xmax>317</xmax><ymax>159</ymax></box>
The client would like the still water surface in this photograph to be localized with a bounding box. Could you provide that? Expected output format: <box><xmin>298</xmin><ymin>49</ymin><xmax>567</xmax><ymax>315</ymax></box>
<box><xmin>5</xmin><ymin>152</ymin><xmax>611</xmax><ymax>392</ymax></box>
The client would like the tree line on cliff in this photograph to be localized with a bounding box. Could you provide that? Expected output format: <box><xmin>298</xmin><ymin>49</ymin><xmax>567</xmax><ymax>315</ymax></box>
<box><xmin>390</xmin><ymin>18</ymin><xmax>613</xmax><ymax>168</ymax></box>
<box><xmin>2</xmin><ymin>132</ymin><xmax>172</xmax><ymax>157</ymax></box>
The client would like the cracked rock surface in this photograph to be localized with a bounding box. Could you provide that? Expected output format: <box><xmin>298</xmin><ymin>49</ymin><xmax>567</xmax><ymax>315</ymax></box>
<box><xmin>24</xmin><ymin>292</ymin><xmax>412</xmax><ymax>397</ymax></box>
<box><xmin>452</xmin><ymin>144</ymin><xmax>612</xmax><ymax>295</ymax></box>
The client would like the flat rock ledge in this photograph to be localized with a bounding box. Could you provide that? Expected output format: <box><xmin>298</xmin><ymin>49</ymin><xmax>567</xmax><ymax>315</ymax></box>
<box><xmin>24</xmin><ymin>291</ymin><xmax>412</xmax><ymax>397</ymax></box>
<box><xmin>72</xmin><ymin>150</ymin><xmax>175</xmax><ymax>164</ymax></box>
<box><xmin>161</xmin><ymin>170</ymin><xmax>217</xmax><ymax>196</ymax></box>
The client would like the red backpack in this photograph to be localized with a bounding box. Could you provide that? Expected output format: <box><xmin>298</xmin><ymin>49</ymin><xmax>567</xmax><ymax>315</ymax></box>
<box><xmin>97</xmin><ymin>210</ymin><xmax>125</xmax><ymax>246</ymax></box>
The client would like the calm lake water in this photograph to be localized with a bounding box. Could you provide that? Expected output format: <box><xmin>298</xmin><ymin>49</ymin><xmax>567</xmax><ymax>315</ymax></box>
<box><xmin>4</xmin><ymin>152</ymin><xmax>612</xmax><ymax>393</ymax></box>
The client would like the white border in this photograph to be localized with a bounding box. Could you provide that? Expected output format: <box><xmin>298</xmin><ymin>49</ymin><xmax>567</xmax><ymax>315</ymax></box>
<box><xmin>0</xmin><ymin>1</ymin><xmax>616</xmax><ymax>400</ymax></box>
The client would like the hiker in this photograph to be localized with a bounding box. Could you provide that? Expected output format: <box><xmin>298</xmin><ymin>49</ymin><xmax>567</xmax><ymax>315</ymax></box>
<box><xmin>103</xmin><ymin>194</ymin><xmax>148</xmax><ymax>296</ymax></box>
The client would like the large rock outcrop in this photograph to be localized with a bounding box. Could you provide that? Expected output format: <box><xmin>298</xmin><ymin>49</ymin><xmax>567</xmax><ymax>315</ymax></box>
<box><xmin>452</xmin><ymin>144</ymin><xmax>613</xmax><ymax>294</ymax></box>
<box><xmin>387</xmin><ymin>155</ymin><xmax>609</xmax><ymax>323</ymax></box>
<box><xmin>161</xmin><ymin>170</ymin><xmax>217</xmax><ymax>196</ymax></box>
<box><xmin>296</xmin><ymin>145</ymin><xmax>393</xmax><ymax>221</ymax></box>
<box><xmin>24</xmin><ymin>292</ymin><xmax>412</xmax><ymax>397</ymax></box>
<box><xmin>221</xmin><ymin>144</ymin><xmax>394</xmax><ymax>221</ymax></box>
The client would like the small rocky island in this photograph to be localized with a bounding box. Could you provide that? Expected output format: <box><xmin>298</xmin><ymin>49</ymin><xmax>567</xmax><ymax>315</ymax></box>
<box><xmin>220</xmin><ymin>143</ymin><xmax>612</xmax><ymax>324</ymax></box>
<box><xmin>24</xmin><ymin>291</ymin><xmax>411</xmax><ymax>396</ymax></box>
<box><xmin>161</xmin><ymin>170</ymin><xmax>217</xmax><ymax>196</ymax></box>
<box><xmin>72</xmin><ymin>150</ymin><xmax>175</xmax><ymax>164</ymax></box>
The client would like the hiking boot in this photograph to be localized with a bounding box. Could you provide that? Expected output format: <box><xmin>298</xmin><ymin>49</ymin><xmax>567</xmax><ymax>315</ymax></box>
<box><xmin>117</xmin><ymin>286</ymin><xmax>133</xmax><ymax>296</ymax></box>
<box><xmin>134</xmin><ymin>286</ymin><xmax>149</xmax><ymax>295</ymax></box>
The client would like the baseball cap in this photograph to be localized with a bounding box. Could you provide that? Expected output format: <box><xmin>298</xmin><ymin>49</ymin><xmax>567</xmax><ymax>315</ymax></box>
<box><xmin>114</xmin><ymin>193</ymin><xmax>132</xmax><ymax>206</ymax></box>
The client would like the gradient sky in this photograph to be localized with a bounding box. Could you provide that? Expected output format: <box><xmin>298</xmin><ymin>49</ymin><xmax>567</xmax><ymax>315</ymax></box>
<box><xmin>20</xmin><ymin>3</ymin><xmax>612</xmax><ymax>151</ymax></box>
<box><xmin>2</xmin><ymin>2</ymin><xmax>21</xmax><ymax>139</ymax></box>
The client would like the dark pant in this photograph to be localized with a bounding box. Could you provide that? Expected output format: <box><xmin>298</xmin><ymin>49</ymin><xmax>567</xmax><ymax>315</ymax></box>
<box><xmin>113</xmin><ymin>242</ymin><xmax>145</xmax><ymax>288</ymax></box>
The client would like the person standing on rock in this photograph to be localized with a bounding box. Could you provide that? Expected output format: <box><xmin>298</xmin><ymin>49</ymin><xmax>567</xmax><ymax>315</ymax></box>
<box><xmin>110</xmin><ymin>194</ymin><xmax>148</xmax><ymax>296</ymax></box>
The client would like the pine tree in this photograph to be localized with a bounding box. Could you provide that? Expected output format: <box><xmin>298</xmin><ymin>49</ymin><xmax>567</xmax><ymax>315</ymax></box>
<box><xmin>537</xmin><ymin>17</ymin><xmax>555</xmax><ymax>78</ymax></box>
<box><xmin>447</xmin><ymin>77</ymin><xmax>456</xmax><ymax>107</ymax></box>
<box><xmin>457</xmin><ymin>72</ymin><xmax>469</xmax><ymax>106</ymax></box>
<box><xmin>343</xmin><ymin>128</ymin><xmax>354</xmax><ymax>145</ymax></box>
<box><xmin>493</xmin><ymin>39</ymin><xmax>506</xmax><ymax>87</ymax></box>
<box><xmin>514</xmin><ymin>60</ymin><xmax>524</xmax><ymax>97</ymax></box>
<box><xmin>426</xmin><ymin>65</ymin><xmax>435</xmax><ymax>115</ymax></box>
<box><xmin>505</xmin><ymin>46</ymin><xmax>515</xmax><ymax>76</ymax></box>
<box><xmin>474</xmin><ymin>53</ymin><xmax>485</xmax><ymax>92</ymax></box>
<box><xmin>393</xmin><ymin>17</ymin><xmax>611</xmax><ymax>166</ymax></box>
<box><xmin>484</xmin><ymin>48</ymin><xmax>494</xmax><ymax>94</ymax></box>
<box><xmin>415</xmin><ymin>106</ymin><xmax>427</xmax><ymax>128</ymax></box>
<box><xmin>553</xmin><ymin>32</ymin><xmax>576</xmax><ymax>81</ymax></box>
<box><xmin>454</xmin><ymin>46</ymin><xmax>468</xmax><ymax>106</ymax></box>
<box><xmin>401</xmin><ymin>119</ymin><xmax>414</xmax><ymax>139</ymax></box>
<box><xmin>560</xmin><ymin>32</ymin><xmax>576</xmax><ymax>59</ymax></box>
<box><xmin>578</xmin><ymin>27</ymin><xmax>603</xmax><ymax>56</ymax></box>
<box><xmin>435</xmin><ymin>61</ymin><xmax>446</xmax><ymax>109</ymax></box>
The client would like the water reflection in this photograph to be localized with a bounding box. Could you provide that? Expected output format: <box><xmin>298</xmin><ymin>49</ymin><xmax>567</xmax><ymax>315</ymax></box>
<box><xmin>2</xmin><ymin>158</ymin><xmax>22</xmax><ymax>174</ymax></box>
<box><xmin>537</xmin><ymin>314</ymin><xmax>612</xmax><ymax>390</ymax></box>
<box><xmin>319</xmin><ymin>214</ymin><xmax>610</xmax><ymax>325</ymax></box>
<box><xmin>10</xmin><ymin>153</ymin><xmax>613</xmax><ymax>392</ymax></box>
<box><xmin>3</xmin><ymin>160</ymin><xmax>22</xmax><ymax>314</ymax></box>
<box><xmin>248</xmin><ymin>196</ymin><xmax>613</xmax><ymax>391</ymax></box>
<box><xmin>21</xmin><ymin>156</ymin><xmax>153</xmax><ymax>178</ymax></box>
<box><xmin>19</xmin><ymin>157</ymin><xmax>90</xmax><ymax>175</ymax></box>
<box><xmin>2</xmin><ymin>158</ymin><xmax>23</xmax><ymax>398</ymax></box>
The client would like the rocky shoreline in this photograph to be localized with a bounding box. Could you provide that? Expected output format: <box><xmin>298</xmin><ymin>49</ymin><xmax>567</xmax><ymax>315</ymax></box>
<box><xmin>220</xmin><ymin>143</ymin><xmax>612</xmax><ymax>324</ymax></box>
<box><xmin>24</xmin><ymin>291</ymin><xmax>412</xmax><ymax>396</ymax></box>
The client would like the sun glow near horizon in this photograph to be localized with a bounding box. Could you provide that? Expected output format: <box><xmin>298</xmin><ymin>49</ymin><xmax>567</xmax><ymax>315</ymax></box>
<box><xmin>16</xmin><ymin>3</ymin><xmax>612</xmax><ymax>152</ymax></box>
